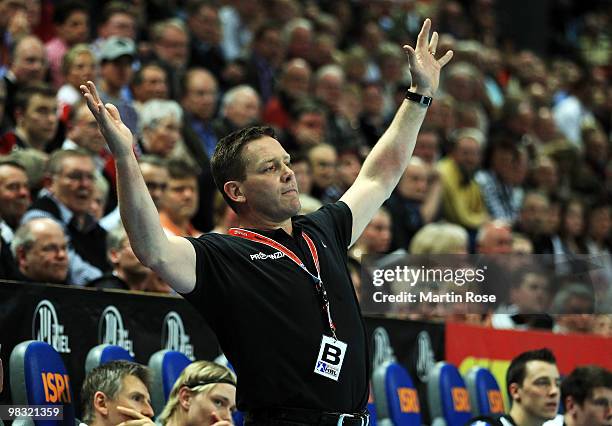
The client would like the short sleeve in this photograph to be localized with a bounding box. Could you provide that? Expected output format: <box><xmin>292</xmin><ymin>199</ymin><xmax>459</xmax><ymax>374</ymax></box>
<box><xmin>304</xmin><ymin>201</ymin><xmax>353</xmax><ymax>249</ymax></box>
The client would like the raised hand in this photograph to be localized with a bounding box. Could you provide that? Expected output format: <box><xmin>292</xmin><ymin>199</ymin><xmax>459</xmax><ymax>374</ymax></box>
<box><xmin>80</xmin><ymin>81</ymin><xmax>134</xmax><ymax>158</ymax></box>
<box><xmin>403</xmin><ymin>19</ymin><xmax>453</xmax><ymax>97</ymax></box>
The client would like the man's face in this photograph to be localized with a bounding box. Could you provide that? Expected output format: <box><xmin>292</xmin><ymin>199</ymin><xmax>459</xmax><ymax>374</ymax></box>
<box><xmin>112</xmin><ymin>238</ymin><xmax>150</xmax><ymax>278</ymax></box>
<box><xmin>0</xmin><ymin>165</ymin><xmax>30</xmax><ymax>226</ymax></box>
<box><xmin>237</xmin><ymin>137</ymin><xmax>300</xmax><ymax>222</ymax></box>
<box><xmin>155</xmin><ymin>27</ymin><xmax>188</xmax><ymax>69</ymax></box>
<box><xmin>511</xmin><ymin>273</ymin><xmax>549</xmax><ymax>313</ymax></box>
<box><xmin>282</xmin><ymin>63</ymin><xmax>311</xmax><ymax>98</ymax></box>
<box><xmin>361</xmin><ymin>210</ymin><xmax>391</xmax><ymax>254</ymax></box>
<box><xmin>144</xmin><ymin>117</ymin><xmax>181</xmax><ymax>158</ymax></box>
<box><xmin>101</xmin><ymin>56</ymin><xmax>133</xmax><ymax>91</ymax></box>
<box><xmin>308</xmin><ymin>145</ymin><xmax>337</xmax><ymax>189</ymax></box>
<box><xmin>163</xmin><ymin>176</ymin><xmax>199</xmax><ymax>222</ymax></box>
<box><xmin>188</xmin><ymin>5</ymin><xmax>220</xmax><ymax>44</ymax></box>
<box><xmin>182</xmin><ymin>72</ymin><xmax>218</xmax><ymax>121</ymax></box>
<box><xmin>19</xmin><ymin>94</ymin><xmax>58</xmax><ymax>145</ymax></box>
<box><xmin>102</xmin><ymin>375</ymin><xmax>154</xmax><ymax>425</ymax></box>
<box><xmin>57</xmin><ymin>10</ymin><xmax>88</xmax><ymax>45</ymax></box>
<box><xmin>140</xmin><ymin>163</ymin><xmax>168</xmax><ymax>210</ymax></box>
<box><xmin>315</xmin><ymin>74</ymin><xmax>343</xmax><ymax>112</ymax></box>
<box><xmin>11</xmin><ymin>37</ymin><xmax>47</xmax><ymax>83</ymax></box>
<box><xmin>399</xmin><ymin>163</ymin><xmax>428</xmax><ymax>201</ymax></box>
<box><xmin>50</xmin><ymin>156</ymin><xmax>95</xmax><ymax>215</ymax></box>
<box><xmin>568</xmin><ymin>387</ymin><xmax>612</xmax><ymax>426</ymax></box>
<box><xmin>292</xmin><ymin>112</ymin><xmax>325</xmax><ymax>146</ymax></box>
<box><xmin>226</xmin><ymin>92</ymin><xmax>260</xmax><ymax>128</ymax></box>
<box><xmin>69</xmin><ymin>106</ymin><xmax>106</xmax><ymax>154</ymax></box>
<box><xmin>512</xmin><ymin>360</ymin><xmax>561</xmax><ymax>422</ymax></box>
<box><xmin>478</xmin><ymin>225</ymin><xmax>513</xmax><ymax>254</ymax></box>
<box><xmin>291</xmin><ymin>161</ymin><xmax>312</xmax><ymax>195</ymax></box>
<box><xmin>520</xmin><ymin>194</ymin><xmax>550</xmax><ymax>235</ymax></box>
<box><xmin>133</xmin><ymin>66</ymin><xmax>168</xmax><ymax>102</ymax></box>
<box><xmin>65</xmin><ymin>52</ymin><xmax>96</xmax><ymax>88</ymax></box>
<box><xmin>452</xmin><ymin>137</ymin><xmax>481</xmax><ymax>177</ymax></box>
<box><xmin>337</xmin><ymin>153</ymin><xmax>361</xmax><ymax>189</ymax></box>
<box><xmin>102</xmin><ymin>13</ymin><xmax>136</xmax><ymax>39</ymax></box>
<box><xmin>19</xmin><ymin>220</ymin><xmax>69</xmax><ymax>283</ymax></box>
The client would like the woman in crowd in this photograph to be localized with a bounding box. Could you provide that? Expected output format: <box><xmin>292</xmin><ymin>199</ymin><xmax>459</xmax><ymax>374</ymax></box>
<box><xmin>158</xmin><ymin>360</ymin><xmax>236</xmax><ymax>426</ymax></box>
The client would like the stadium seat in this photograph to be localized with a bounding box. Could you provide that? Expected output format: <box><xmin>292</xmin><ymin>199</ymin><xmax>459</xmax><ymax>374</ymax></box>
<box><xmin>147</xmin><ymin>350</ymin><xmax>191</xmax><ymax>415</ymax></box>
<box><xmin>84</xmin><ymin>344</ymin><xmax>134</xmax><ymax>374</ymax></box>
<box><xmin>427</xmin><ymin>361</ymin><xmax>472</xmax><ymax>426</ymax></box>
<box><xmin>9</xmin><ymin>340</ymin><xmax>77</xmax><ymax>426</ymax></box>
<box><xmin>372</xmin><ymin>361</ymin><xmax>422</xmax><ymax>426</ymax></box>
<box><xmin>465</xmin><ymin>366</ymin><xmax>505</xmax><ymax>417</ymax></box>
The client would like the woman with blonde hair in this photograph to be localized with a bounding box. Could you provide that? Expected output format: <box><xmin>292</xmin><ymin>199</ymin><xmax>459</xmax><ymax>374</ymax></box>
<box><xmin>158</xmin><ymin>361</ymin><xmax>236</xmax><ymax>426</ymax></box>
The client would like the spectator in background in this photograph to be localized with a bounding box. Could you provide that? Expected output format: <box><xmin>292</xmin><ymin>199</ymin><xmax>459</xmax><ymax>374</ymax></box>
<box><xmin>244</xmin><ymin>22</ymin><xmax>284</xmax><ymax>104</ymax></box>
<box><xmin>97</xmin><ymin>36</ymin><xmax>139</xmax><ymax>134</ymax></box>
<box><xmin>130</xmin><ymin>62</ymin><xmax>169</xmax><ymax>112</ymax></box>
<box><xmin>63</xmin><ymin>101</ymin><xmax>109</xmax><ymax>173</ymax></box>
<box><xmin>157</xmin><ymin>360</ymin><xmax>237</xmax><ymax>426</ymax></box>
<box><xmin>263</xmin><ymin>58</ymin><xmax>312</xmax><ymax>132</ymax></box>
<box><xmin>99</xmin><ymin>155</ymin><xmax>169</xmax><ymax>231</ymax></box>
<box><xmin>2</xmin><ymin>35</ymin><xmax>47</xmax><ymax>129</ymax></box>
<box><xmin>572</xmin><ymin>126</ymin><xmax>608</xmax><ymax>198</ymax></box>
<box><xmin>159</xmin><ymin>159</ymin><xmax>202</xmax><ymax>237</ymax></box>
<box><xmin>290</xmin><ymin>153</ymin><xmax>322</xmax><ymax>215</ymax></box>
<box><xmin>412</xmin><ymin>126</ymin><xmax>441</xmax><ymax>166</ymax></box>
<box><xmin>151</xmin><ymin>19</ymin><xmax>190</xmax><ymax>99</ymax></box>
<box><xmin>476</xmin><ymin>220</ymin><xmax>513</xmax><ymax>254</ymax></box>
<box><xmin>359</xmin><ymin>82</ymin><xmax>386</xmax><ymax>149</ymax></box>
<box><xmin>212</xmin><ymin>85</ymin><xmax>261</xmax><ymax>139</ymax></box>
<box><xmin>561</xmin><ymin>365</ymin><xmax>612</xmax><ymax>426</ymax></box>
<box><xmin>1</xmin><ymin>83</ymin><xmax>59</xmax><ymax>154</ymax></box>
<box><xmin>514</xmin><ymin>191</ymin><xmax>551</xmax><ymax>252</ymax></box>
<box><xmin>385</xmin><ymin>156</ymin><xmax>441</xmax><ymax>251</ymax></box>
<box><xmin>557</xmin><ymin>198</ymin><xmax>587</xmax><ymax>256</ymax></box>
<box><xmin>93</xmin><ymin>2</ymin><xmax>137</xmax><ymax>47</ymax></box>
<box><xmin>437</xmin><ymin>127</ymin><xmax>488</xmax><ymax>232</ymax></box>
<box><xmin>531</xmin><ymin>156</ymin><xmax>560</xmax><ymax>200</ymax></box>
<box><xmin>584</xmin><ymin>200</ymin><xmax>612</xmax><ymax>286</ymax></box>
<box><xmin>281</xmin><ymin>100</ymin><xmax>326</xmax><ymax>153</ymax></box>
<box><xmin>0</xmin><ymin>160</ymin><xmax>30</xmax><ymax>242</ymax></box>
<box><xmin>186</xmin><ymin>0</ymin><xmax>225</xmax><ymax>80</ymax></box>
<box><xmin>138</xmin><ymin>99</ymin><xmax>183</xmax><ymax>158</ymax></box>
<box><xmin>283</xmin><ymin>17</ymin><xmax>313</xmax><ymax>61</ymax></box>
<box><xmin>80</xmin><ymin>360</ymin><xmax>154</xmax><ymax>426</ymax></box>
<box><xmin>23</xmin><ymin>149</ymin><xmax>109</xmax><ymax>284</ymax></box>
<box><xmin>551</xmin><ymin>284</ymin><xmax>595</xmax><ymax>334</ymax></box>
<box><xmin>409</xmin><ymin>222</ymin><xmax>469</xmax><ymax>255</ymax></box>
<box><xmin>553</xmin><ymin>73</ymin><xmax>597</xmax><ymax>148</ymax></box>
<box><xmin>492</xmin><ymin>266</ymin><xmax>552</xmax><ymax>330</ymax></box>
<box><xmin>307</xmin><ymin>143</ymin><xmax>336</xmax><ymax>200</ymax></box>
<box><xmin>57</xmin><ymin>44</ymin><xmax>96</xmax><ymax>110</ymax></box>
<box><xmin>11</xmin><ymin>217</ymin><xmax>69</xmax><ymax>284</ymax></box>
<box><xmin>181</xmin><ymin>68</ymin><xmax>219</xmax><ymax>163</ymax></box>
<box><xmin>591</xmin><ymin>315</ymin><xmax>612</xmax><ymax>337</ymax></box>
<box><xmin>476</xmin><ymin>138</ymin><xmax>525</xmax><ymax>222</ymax></box>
<box><xmin>90</xmin><ymin>174</ymin><xmax>108</xmax><ymax>221</ymax></box>
<box><xmin>321</xmin><ymin>148</ymin><xmax>362</xmax><ymax>204</ymax></box>
<box><xmin>45</xmin><ymin>0</ymin><xmax>89</xmax><ymax>89</ymax></box>
<box><xmin>88</xmin><ymin>225</ymin><xmax>151</xmax><ymax>291</ymax></box>
<box><xmin>349</xmin><ymin>207</ymin><xmax>392</xmax><ymax>262</ymax></box>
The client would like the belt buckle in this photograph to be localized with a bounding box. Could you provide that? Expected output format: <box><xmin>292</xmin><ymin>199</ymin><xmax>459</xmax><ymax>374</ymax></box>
<box><xmin>336</xmin><ymin>413</ymin><xmax>367</xmax><ymax>426</ymax></box>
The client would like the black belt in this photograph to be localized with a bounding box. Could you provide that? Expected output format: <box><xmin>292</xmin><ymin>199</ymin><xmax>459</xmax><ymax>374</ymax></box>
<box><xmin>245</xmin><ymin>407</ymin><xmax>370</xmax><ymax>426</ymax></box>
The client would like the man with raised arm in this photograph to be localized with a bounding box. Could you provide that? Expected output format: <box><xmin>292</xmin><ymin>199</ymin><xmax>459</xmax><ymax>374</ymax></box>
<box><xmin>81</xmin><ymin>19</ymin><xmax>452</xmax><ymax>425</ymax></box>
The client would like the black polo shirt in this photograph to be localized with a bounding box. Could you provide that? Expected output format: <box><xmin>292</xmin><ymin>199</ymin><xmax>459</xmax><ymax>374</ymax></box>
<box><xmin>183</xmin><ymin>201</ymin><xmax>368</xmax><ymax>413</ymax></box>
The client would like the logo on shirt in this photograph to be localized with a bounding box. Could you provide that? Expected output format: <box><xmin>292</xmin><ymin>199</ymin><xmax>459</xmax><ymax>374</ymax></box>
<box><xmin>249</xmin><ymin>251</ymin><xmax>285</xmax><ymax>261</ymax></box>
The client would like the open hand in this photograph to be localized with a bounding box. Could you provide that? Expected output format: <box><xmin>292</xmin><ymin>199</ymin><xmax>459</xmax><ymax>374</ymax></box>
<box><xmin>403</xmin><ymin>19</ymin><xmax>453</xmax><ymax>97</ymax></box>
<box><xmin>80</xmin><ymin>81</ymin><xmax>134</xmax><ymax>158</ymax></box>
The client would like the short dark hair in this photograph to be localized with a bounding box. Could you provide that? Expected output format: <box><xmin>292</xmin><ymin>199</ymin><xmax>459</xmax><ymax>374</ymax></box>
<box><xmin>561</xmin><ymin>365</ymin><xmax>612</xmax><ymax>407</ymax></box>
<box><xmin>81</xmin><ymin>361</ymin><xmax>150</xmax><ymax>424</ymax></box>
<box><xmin>14</xmin><ymin>84</ymin><xmax>56</xmax><ymax>113</ymax></box>
<box><xmin>53</xmin><ymin>0</ymin><xmax>88</xmax><ymax>25</ymax></box>
<box><xmin>131</xmin><ymin>61</ymin><xmax>167</xmax><ymax>87</ymax></box>
<box><xmin>506</xmin><ymin>348</ymin><xmax>557</xmax><ymax>397</ymax></box>
<box><xmin>211</xmin><ymin>125</ymin><xmax>276</xmax><ymax>212</ymax></box>
<box><xmin>100</xmin><ymin>1</ymin><xmax>135</xmax><ymax>25</ymax></box>
<box><xmin>166</xmin><ymin>157</ymin><xmax>199</xmax><ymax>180</ymax></box>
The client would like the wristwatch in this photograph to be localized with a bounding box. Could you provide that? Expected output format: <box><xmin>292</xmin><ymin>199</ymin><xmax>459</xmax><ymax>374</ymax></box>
<box><xmin>405</xmin><ymin>90</ymin><xmax>432</xmax><ymax>107</ymax></box>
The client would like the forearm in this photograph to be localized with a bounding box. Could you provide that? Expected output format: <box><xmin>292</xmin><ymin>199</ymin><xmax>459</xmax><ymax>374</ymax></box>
<box><xmin>114</xmin><ymin>152</ymin><xmax>169</xmax><ymax>267</ymax></box>
<box><xmin>359</xmin><ymin>99</ymin><xmax>429</xmax><ymax>199</ymax></box>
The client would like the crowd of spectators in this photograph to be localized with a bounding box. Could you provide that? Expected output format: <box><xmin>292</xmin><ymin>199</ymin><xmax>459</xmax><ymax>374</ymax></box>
<box><xmin>0</xmin><ymin>0</ymin><xmax>610</xmax><ymax>337</ymax></box>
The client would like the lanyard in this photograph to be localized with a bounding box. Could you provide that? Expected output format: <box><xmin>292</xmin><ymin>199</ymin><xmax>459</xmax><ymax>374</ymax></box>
<box><xmin>229</xmin><ymin>227</ymin><xmax>338</xmax><ymax>340</ymax></box>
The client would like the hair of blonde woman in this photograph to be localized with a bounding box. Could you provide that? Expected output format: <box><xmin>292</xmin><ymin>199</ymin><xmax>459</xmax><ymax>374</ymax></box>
<box><xmin>157</xmin><ymin>361</ymin><xmax>236</xmax><ymax>425</ymax></box>
<box><xmin>409</xmin><ymin>222</ymin><xmax>469</xmax><ymax>255</ymax></box>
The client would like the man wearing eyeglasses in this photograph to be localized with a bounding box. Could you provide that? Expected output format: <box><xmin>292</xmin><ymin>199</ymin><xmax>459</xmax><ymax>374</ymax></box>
<box><xmin>561</xmin><ymin>365</ymin><xmax>612</xmax><ymax>426</ymax></box>
<box><xmin>22</xmin><ymin>148</ymin><xmax>110</xmax><ymax>285</ymax></box>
